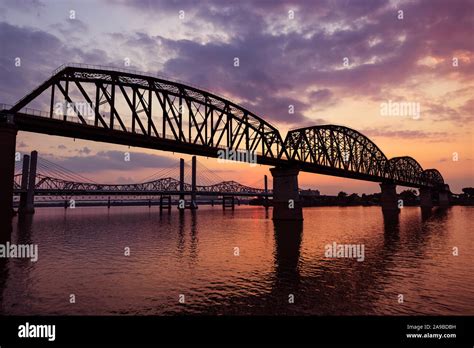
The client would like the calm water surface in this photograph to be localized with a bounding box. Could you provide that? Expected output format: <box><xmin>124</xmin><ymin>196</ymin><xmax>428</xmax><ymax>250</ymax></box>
<box><xmin>0</xmin><ymin>206</ymin><xmax>473</xmax><ymax>315</ymax></box>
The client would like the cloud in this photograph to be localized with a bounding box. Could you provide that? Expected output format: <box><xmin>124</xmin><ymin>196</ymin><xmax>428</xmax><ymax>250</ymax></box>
<box><xmin>308</xmin><ymin>88</ymin><xmax>338</xmax><ymax>110</ymax></box>
<box><xmin>103</xmin><ymin>0</ymin><xmax>473</xmax><ymax>128</ymax></box>
<box><xmin>115</xmin><ymin>176</ymin><xmax>135</xmax><ymax>184</ymax></box>
<box><xmin>361</xmin><ymin>128</ymin><xmax>449</xmax><ymax>140</ymax></box>
<box><xmin>17</xmin><ymin>141</ymin><xmax>28</xmax><ymax>148</ymax></box>
<box><xmin>78</xmin><ymin>146</ymin><xmax>92</xmax><ymax>155</ymax></box>
<box><xmin>1</xmin><ymin>0</ymin><xmax>473</xmax><ymax>131</ymax></box>
<box><xmin>1</xmin><ymin>0</ymin><xmax>44</xmax><ymax>13</ymax></box>
<box><xmin>0</xmin><ymin>21</ymin><xmax>111</xmax><ymax>105</ymax></box>
<box><xmin>50</xmin><ymin>18</ymin><xmax>88</xmax><ymax>36</ymax></box>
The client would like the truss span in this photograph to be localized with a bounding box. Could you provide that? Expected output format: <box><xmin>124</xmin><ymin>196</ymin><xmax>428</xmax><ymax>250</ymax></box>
<box><xmin>284</xmin><ymin>125</ymin><xmax>389</xmax><ymax>180</ymax></box>
<box><xmin>13</xmin><ymin>174</ymin><xmax>268</xmax><ymax>196</ymax></box>
<box><xmin>283</xmin><ymin>125</ymin><xmax>445</xmax><ymax>188</ymax></box>
<box><xmin>421</xmin><ymin>169</ymin><xmax>445</xmax><ymax>187</ymax></box>
<box><xmin>386</xmin><ymin>156</ymin><xmax>424</xmax><ymax>186</ymax></box>
<box><xmin>8</xmin><ymin>63</ymin><xmax>286</xmax><ymax>164</ymax></box>
<box><xmin>2</xmin><ymin>64</ymin><xmax>446</xmax><ymax>189</ymax></box>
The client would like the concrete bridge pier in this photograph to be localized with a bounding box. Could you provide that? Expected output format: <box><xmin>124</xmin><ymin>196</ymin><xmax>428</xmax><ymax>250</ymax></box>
<box><xmin>178</xmin><ymin>158</ymin><xmax>185</xmax><ymax>211</ymax></box>
<box><xmin>438</xmin><ymin>185</ymin><xmax>450</xmax><ymax>207</ymax></box>
<box><xmin>222</xmin><ymin>196</ymin><xmax>235</xmax><ymax>210</ymax></box>
<box><xmin>160</xmin><ymin>195</ymin><xmax>171</xmax><ymax>212</ymax></box>
<box><xmin>419</xmin><ymin>187</ymin><xmax>433</xmax><ymax>209</ymax></box>
<box><xmin>23</xmin><ymin>151</ymin><xmax>37</xmax><ymax>214</ymax></box>
<box><xmin>18</xmin><ymin>154</ymin><xmax>30</xmax><ymax>213</ymax></box>
<box><xmin>379</xmin><ymin>182</ymin><xmax>399</xmax><ymax>213</ymax></box>
<box><xmin>190</xmin><ymin>156</ymin><xmax>198</xmax><ymax>209</ymax></box>
<box><xmin>264</xmin><ymin>174</ymin><xmax>269</xmax><ymax>209</ymax></box>
<box><xmin>270</xmin><ymin>167</ymin><xmax>303</xmax><ymax>221</ymax></box>
<box><xmin>0</xmin><ymin>122</ymin><xmax>18</xmax><ymax>220</ymax></box>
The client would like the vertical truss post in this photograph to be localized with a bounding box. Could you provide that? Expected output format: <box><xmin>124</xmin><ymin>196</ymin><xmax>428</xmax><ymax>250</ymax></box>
<box><xmin>162</xmin><ymin>93</ymin><xmax>166</xmax><ymax>139</ymax></box>
<box><xmin>179</xmin><ymin>94</ymin><xmax>183</xmax><ymax>141</ymax></box>
<box><xmin>49</xmin><ymin>84</ymin><xmax>55</xmax><ymax>118</ymax></box>
<box><xmin>148</xmin><ymin>86</ymin><xmax>153</xmax><ymax>136</ymax></box>
<box><xmin>94</xmin><ymin>84</ymin><xmax>100</xmax><ymax>127</ymax></box>
<box><xmin>132</xmin><ymin>88</ymin><xmax>136</xmax><ymax>133</ymax></box>
<box><xmin>110</xmin><ymin>77</ymin><xmax>115</xmax><ymax>129</ymax></box>
<box><xmin>63</xmin><ymin>78</ymin><xmax>69</xmax><ymax>121</ymax></box>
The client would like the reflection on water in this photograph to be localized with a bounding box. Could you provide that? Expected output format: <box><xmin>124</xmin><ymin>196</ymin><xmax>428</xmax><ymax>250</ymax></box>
<box><xmin>0</xmin><ymin>206</ymin><xmax>473</xmax><ymax>315</ymax></box>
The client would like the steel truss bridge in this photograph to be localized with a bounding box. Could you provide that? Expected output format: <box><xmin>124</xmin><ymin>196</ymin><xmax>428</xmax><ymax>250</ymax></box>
<box><xmin>12</xmin><ymin>174</ymin><xmax>268</xmax><ymax>198</ymax></box>
<box><xmin>0</xmin><ymin>63</ymin><xmax>446</xmax><ymax>193</ymax></box>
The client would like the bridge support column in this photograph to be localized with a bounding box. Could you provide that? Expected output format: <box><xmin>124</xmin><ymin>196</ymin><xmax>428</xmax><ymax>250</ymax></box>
<box><xmin>18</xmin><ymin>154</ymin><xmax>30</xmax><ymax>214</ymax></box>
<box><xmin>23</xmin><ymin>151</ymin><xmax>37</xmax><ymax>214</ymax></box>
<box><xmin>0</xmin><ymin>124</ymin><xmax>18</xmax><ymax>220</ymax></box>
<box><xmin>190</xmin><ymin>156</ymin><xmax>197</xmax><ymax>209</ymax></box>
<box><xmin>179</xmin><ymin>158</ymin><xmax>185</xmax><ymax>211</ymax></box>
<box><xmin>270</xmin><ymin>167</ymin><xmax>303</xmax><ymax>221</ymax></box>
<box><xmin>419</xmin><ymin>187</ymin><xmax>433</xmax><ymax>209</ymax></box>
<box><xmin>379</xmin><ymin>183</ymin><xmax>399</xmax><ymax>213</ymax></box>
<box><xmin>264</xmin><ymin>174</ymin><xmax>269</xmax><ymax>208</ymax></box>
<box><xmin>222</xmin><ymin>196</ymin><xmax>235</xmax><ymax>210</ymax></box>
<box><xmin>160</xmin><ymin>195</ymin><xmax>171</xmax><ymax>212</ymax></box>
<box><xmin>438</xmin><ymin>185</ymin><xmax>450</xmax><ymax>207</ymax></box>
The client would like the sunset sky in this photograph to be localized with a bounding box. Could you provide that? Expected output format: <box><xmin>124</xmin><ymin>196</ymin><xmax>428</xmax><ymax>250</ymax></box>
<box><xmin>0</xmin><ymin>0</ymin><xmax>472</xmax><ymax>194</ymax></box>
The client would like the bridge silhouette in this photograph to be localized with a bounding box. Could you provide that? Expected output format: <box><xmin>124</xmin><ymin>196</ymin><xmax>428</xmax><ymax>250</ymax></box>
<box><xmin>0</xmin><ymin>63</ymin><xmax>450</xmax><ymax>220</ymax></box>
<box><xmin>12</xmin><ymin>152</ymin><xmax>270</xmax><ymax>211</ymax></box>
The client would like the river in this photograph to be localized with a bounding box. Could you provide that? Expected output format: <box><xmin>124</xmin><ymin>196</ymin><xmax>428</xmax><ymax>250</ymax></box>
<box><xmin>0</xmin><ymin>205</ymin><xmax>472</xmax><ymax>315</ymax></box>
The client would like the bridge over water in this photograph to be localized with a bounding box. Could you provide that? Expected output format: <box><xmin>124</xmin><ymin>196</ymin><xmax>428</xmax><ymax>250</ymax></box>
<box><xmin>12</xmin><ymin>152</ymin><xmax>270</xmax><ymax>211</ymax></box>
<box><xmin>0</xmin><ymin>63</ymin><xmax>449</xmax><ymax>220</ymax></box>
